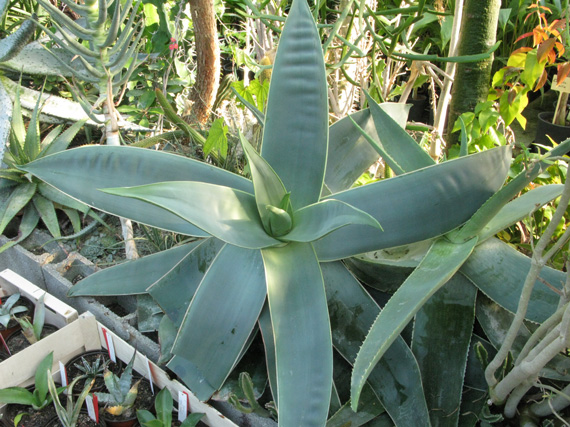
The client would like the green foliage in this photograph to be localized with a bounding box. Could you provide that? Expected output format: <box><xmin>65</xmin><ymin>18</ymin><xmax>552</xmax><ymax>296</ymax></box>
<box><xmin>47</xmin><ymin>372</ymin><xmax>95</xmax><ymax>427</ymax></box>
<box><xmin>0</xmin><ymin>293</ymin><xmax>26</xmax><ymax>327</ymax></box>
<box><xmin>0</xmin><ymin>352</ymin><xmax>62</xmax><ymax>410</ymax></box>
<box><xmin>0</xmin><ymin>84</ymin><xmax>95</xmax><ymax>253</ymax></box>
<box><xmin>95</xmin><ymin>351</ymin><xmax>141</xmax><ymax>417</ymax></box>
<box><xmin>15</xmin><ymin>293</ymin><xmax>45</xmax><ymax>344</ymax></box>
<box><xmin>23</xmin><ymin>1</ymin><xmax>517</xmax><ymax>425</ymax></box>
<box><xmin>136</xmin><ymin>387</ymin><xmax>205</xmax><ymax>427</ymax></box>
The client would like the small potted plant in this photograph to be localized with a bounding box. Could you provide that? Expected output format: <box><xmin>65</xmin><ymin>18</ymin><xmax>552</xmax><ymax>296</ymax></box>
<box><xmin>95</xmin><ymin>351</ymin><xmax>149</xmax><ymax>427</ymax></box>
<box><xmin>0</xmin><ymin>352</ymin><xmax>64</xmax><ymax>426</ymax></box>
<box><xmin>45</xmin><ymin>371</ymin><xmax>105</xmax><ymax>426</ymax></box>
<box><xmin>136</xmin><ymin>388</ymin><xmax>205</xmax><ymax>427</ymax></box>
<box><xmin>0</xmin><ymin>293</ymin><xmax>28</xmax><ymax>340</ymax></box>
<box><xmin>5</xmin><ymin>294</ymin><xmax>59</xmax><ymax>355</ymax></box>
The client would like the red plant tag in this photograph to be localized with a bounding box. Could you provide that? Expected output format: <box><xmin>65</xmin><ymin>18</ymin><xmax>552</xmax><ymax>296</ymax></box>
<box><xmin>59</xmin><ymin>361</ymin><xmax>68</xmax><ymax>388</ymax></box>
<box><xmin>178</xmin><ymin>390</ymin><xmax>190</xmax><ymax>422</ymax></box>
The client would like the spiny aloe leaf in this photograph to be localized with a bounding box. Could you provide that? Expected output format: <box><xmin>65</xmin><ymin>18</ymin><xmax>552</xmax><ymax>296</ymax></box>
<box><xmin>0</xmin><ymin>181</ymin><xmax>36</xmax><ymax>234</ymax></box>
<box><xmin>102</xmin><ymin>182</ymin><xmax>280</xmax><ymax>249</ymax></box>
<box><xmin>262</xmin><ymin>242</ymin><xmax>332</xmax><ymax>427</ymax></box>
<box><xmin>0</xmin><ymin>81</ymin><xmax>12</xmax><ymax>163</ymax></box>
<box><xmin>283</xmin><ymin>199</ymin><xmax>382</xmax><ymax>242</ymax></box>
<box><xmin>261</xmin><ymin>0</ymin><xmax>328</xmax><ymax>210</ymax></box>
<box><xmin>32</xmin><ymin>194</ymin><xmax>60</xmax><ymax>238</ymax></box>
<box><xmin>351</xmin><ymin>237</ymin><xmax>478</xmax><ymax>410</ymax></box>
<box><xmin>0</xmin><ymin>18</ymin><xmax>36</xmax><ymax>63</ymax></box>
<box><xmin>477</xmin><ymin>184</ymin><xmax>564</xmax><ymax>242</ymax></box>
<box><xmin>22</xmin><ymin>146</ymin><xmax>254</xmax><ymax>237</ymax></box>
<box><xmin>322</xmin><ymin>261</ymin><xmax>430</xmax><ymax>426</ymax></box>
<box><xmin>450</xmin><ymin>138</ymin><xmax>570</xmax><ymax>243</ymax></box>
<box><xmin>169</xmin><ymin>245</ymin><xmax>266</xmax><ymax>401</ymax></box>
<box><xmin>411</xmin><ymin>273</ymin><xmax>477</xmax><ymax>427</ymax></box>
<box><xmin>0</xmin><ymin>205</ymin><xmax>39</xmax><ymax>254</ymax></box>
<box><xmin>315</xmin><ymin>146</ymin><xmax>511</xmax><ymax>261</ymax></box>
<box><xmin>461</xmin><ymin>237</ymin><xmax>563</xmax><ymax>324</ymax></box>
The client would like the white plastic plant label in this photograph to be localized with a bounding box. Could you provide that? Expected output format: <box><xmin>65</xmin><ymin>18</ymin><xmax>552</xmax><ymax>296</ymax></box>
<box><xmin>145</xmin><ymin>356</ymin><xmax>155</xmax><ymax>394</ymax></box>
<box><xmin>178</xmin><ymin>390</ymin><xmax>189</xmax><ymax>422</ymax></box>
<box><xmin>552</xmin><ymin>75</ymin><xmax>570</xmax><ymax>93</ymax></box>
<box><xmin>85</xmin><ymin>395</ymin><xmax>99</xmax><ymax>422</ymax></box>
<box><xmin>101</xmin><ymin>328</ymin><xmax>116</xmax><ymax>363</ymax></box>
<box><xmin>59</xmin><ymin>361</ymin><xmax>67</xmax><ymax>387</ymax></box>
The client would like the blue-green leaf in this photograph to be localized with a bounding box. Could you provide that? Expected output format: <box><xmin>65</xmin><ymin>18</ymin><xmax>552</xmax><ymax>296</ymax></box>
<box><xmin>316</xmin><ymin>146</ymin><xmax>511</xmax><ymax>261</ymax></box>
<box><xmin>364</xmin><ymin>92</ymin><xmax>435</xmax><ymax>173</ymax></box>
<box><xmin>168</xmin><ymin>245</ymin><xmax>266</xmax><ymax>400</ymax></box>
<box><xmin>0</xmin><ymin>182</ymin><xmax>36</xmax><ymax>234</ymax></box>
<box><xmin>323</xmin><ymin>261</ymin><xmax>430</xmax><ymax>426</ymax></box>
<box><xmin>284</xmin><ymin>199</ymin><xmax>381</xmax><ymax>242</ymax></box>
<box><xmin>102</xmin><ymin>182</ymin><xmax>281</xmax><ymax>249</ymax></box>
<box><xmin>411</xmin><ymin>274</ymin><xmax>477</xmax><ymax>427</ymax></box>
<box><xmin>68</xmin><ymin>242</ymin><xmax>202</xmax><ymax>296</ymax></box>
<box><xmin>149</xmin><ymin>238</ymin><xmax>225</xmax><ymax>327</ymax></box>
<box><xmin>261</xmin><ymin>0</ymin><xmax>328</xmax><ymax>210</ymax></box>
<box><xmin>461</xmin><ymin>238</ymin><xmax>563</xmax><ymax>323</ymax></box>
<box><xmin>262</xmin><ymin>242</ymin><xmax>332</xmax><ymax>426</ymax></box>
<box><xmin>22</xmin><ymin>146</ymin><xmax>253</xmax><ymax>237</ymax></box>
<box><xmin>351</xmin><ymin>237</ymin><xmax>478</xmax><ymax>410</ymax></box>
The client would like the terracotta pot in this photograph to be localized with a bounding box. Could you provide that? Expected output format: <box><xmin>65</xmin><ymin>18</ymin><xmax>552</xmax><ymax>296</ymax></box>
<box><xmin>534</xmin><ymin>111</ymin><xmax>570</xmax><ymax>148</ymax></box>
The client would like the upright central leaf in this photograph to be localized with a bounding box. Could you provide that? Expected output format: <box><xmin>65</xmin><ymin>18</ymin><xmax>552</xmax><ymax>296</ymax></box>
<box><xmin>261</xmin><ymin>0</ymin><xmax>328</xmax><ymax>210</ymax></box>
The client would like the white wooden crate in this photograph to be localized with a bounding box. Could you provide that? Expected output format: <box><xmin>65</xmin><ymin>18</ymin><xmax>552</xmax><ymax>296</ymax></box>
<box><xmin>0</xmin><ymin>269</ymin><xmax>78</xmax><ymax>328</ymax></box>
<box><xmin>0</xmin><ymin>313</ymin><xmax>237</xmax><ymax>427</ymax></box>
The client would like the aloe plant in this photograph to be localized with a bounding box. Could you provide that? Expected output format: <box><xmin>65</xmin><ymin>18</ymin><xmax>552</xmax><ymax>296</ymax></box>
<box><xmin>22</xmin><ymin>1</ymin><xmax>514</xmax><ymax>425</ymax></box>
<box><xmin>0</xmin><ymin>293</ymin><xmax>27</xmax><ymax>328</ymax></box>
<box><xmin>0</xmin><ymin>83</ymin><xmax>103</xmax><ymax>253</ymax></box>
<box><xmin>96</xmin><ymin>351</ymin><xmax>141</xmax><ymax>417</ymax></box>
<box><xmin>47</xmin><ymin>372</ymin><xmax>95</xmax><ymax>427</ymax></box>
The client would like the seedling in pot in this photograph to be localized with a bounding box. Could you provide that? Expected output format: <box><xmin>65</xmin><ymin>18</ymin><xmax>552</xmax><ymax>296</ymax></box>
<box><xmin>136</xmin><ymin>387</ymin><xmax>205</xmax><ymax>427</ymax></box>
<box><xmin>73</xmin><ymin>353</ymin><xmax>111</xmax><ymax>390</ymax></box>
<box><xmin>96</xmin><ymin>350</ymin><xmax>141</xmax><ymax>418</ymax></box>
<box><xmin>15</xmin><ymin>293</ymin><xmax>45</xmax><ymax>344</ymax></box>
<box><xmin>0</xmin><ymin>293</ymin><xmax>27</xmax><ymax>328</ymax></box>
<box><xmin>47</xmin><ymin>371</ymin><xmax>95</xmax><ymax>427</ymax></box>
<box><xmin>0</xmin><ymin>352</ymin><xmax>64</xmax><ymax>410</ymax></box>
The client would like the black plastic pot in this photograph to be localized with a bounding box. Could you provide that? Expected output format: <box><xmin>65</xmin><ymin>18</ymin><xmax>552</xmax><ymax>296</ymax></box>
<box><xmin>534</xmin><ymin>111</ymin><xmax>570</xmax><ymax>148</ymax></box>
<box><xmin>407</xmin><ymin>94</ymin><xmax>428</xmax><ymax>123</ymax></box>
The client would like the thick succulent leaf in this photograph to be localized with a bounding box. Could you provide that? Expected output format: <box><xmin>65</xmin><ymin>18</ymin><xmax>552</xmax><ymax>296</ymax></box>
<box><xmin>239</xmin><ymin>133</ymin><xmax>287</xmax><ymax>228</ymax></box>
<box><xmin>351</xmin><ymin>237</ymin><xmax>478</xmax><ymax>410</ymax></box>
<box><xmin>37</xmin><ymin>182</ymin><xmax>89</xmax><ymax>214</ymax></box>
<box><xmin>261</xmin><ymin>0</ymin><xmax>328</xmax><ymax>210</ymax></box>
<box><xmin>325</xmin><ymin>104</ymin><xmax>409</xmax><ymax>194</ymax></box>
<box><xmin>32</xmin><ymin>194</ymin><xmax>60</xmax><ymax>238</ymax></box>
<box><xmin>0</xmin><ymin>182</ymin><xmax>36</xmax><ymax>234</ymax></box>
<box><xmin>411</xmin><ymin>274</ymin><xmax>477</xmax><ymax>427</ymax></box>
<box><xmin>451</xmin><ymin>138</ymin><xmax>570</xmax><ymax>243</ymax></box>
<box><xmin>39</xmin><ymin>119</ymin><xmax>86</xmax><ymax>158</ymax></box>
<box><xmin>326</xmin><ymin>384</ymin><xmax>384</xmax><ymax>427</ymax></box>
<box><xmin>168</xmin><ymin>245</ymin><xmax>266</xmax><ymax>401</ymax></box>
<box><xmin>476</xmin><ymin>293</ymin><xmax>570</xmax><ymax>382</ymax></box>
<box><xmin>0</xmin><ymin>44</ymin><xmax>79</xmax><ymax>76</ymax></box>
<box><xmin>68</xmin><ymin>242</ymin><xmax>202</xmax><ymax>296</ymax></box>
<box><xmin>322</xmin><ymin>261</ymin><xmax>430</xmax><ymax>426</ymax></box>
<box><xmin>262</xmin><ymin>242</ymin><xmax>332</xmax><ymax>427</ymax></box>
<box><xmin>0</xmin><ymin>204</ymin><xmax>39</xmax><ymax>254</ymax></box>
<box><xmin>149</xmin><ymin>238</ymin><xmax>225</xmax><ymax>327</ymax></box>
<box><xmin>315</xmin><ymin>146</ymin><xmax>511</xmax><ymax>261</ymax></box>
<box><xmin>461</xmin><ymin>237</ymin><xmax>563</xmax><ymax>323</ymax></box>
<box><xmin>0</xmin><ymin>19</ymin><xmax>35</xmax><ymax>63</ymax></box>
<box><xmin>478</xmin><ymin>184</ymin><xmax>564</xmax><ymax>242</ymax></box>
<box><xmin>0</xmin><ymin>80</ymin><xmax>12</xmax><ymax>163</ymax></box>
<box><xmin>22</xmin><ymin>146</ymin><xmax>253</xmax><ymax>237</ymax></box>
<box><xmin>258</xmin><ymin>304</ymin><xmax>278</xmax><ymax>405</ymax></box>
<box><xmin>103</xmin><ymin>182</ymin><xmax>280</xmax><ymax>249</ymax></box>
<box><xmin>364</xmin><ymin>92</ymin><xmax>435</xmax><ymax>173</ymax></box>
<box><xmin>284</xmin><ymin>199</ymin><xmax>381</xmax><ymax>242</ymax></box>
